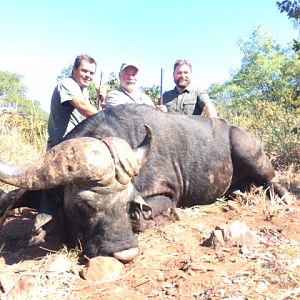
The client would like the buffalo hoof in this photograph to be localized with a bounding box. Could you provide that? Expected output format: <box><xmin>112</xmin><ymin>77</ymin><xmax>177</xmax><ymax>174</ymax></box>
<box><xmin>29</xmin><ymin>227</ymin><xmax>47</xmax><ymax>245</ymax></box>
<box><xmin>34</xmin><ymin>213</ymin><xmax>53</xmax><ymax>230</ymax></box>
<box><xmin>113</xmin><ymin>247</ymin><xmax>139</xmax><ymax>263</ymax></box>
<box><xmin>28</xmin><ymin>213</ymin><xmax>54</xmax><ymax>245</ymax></box>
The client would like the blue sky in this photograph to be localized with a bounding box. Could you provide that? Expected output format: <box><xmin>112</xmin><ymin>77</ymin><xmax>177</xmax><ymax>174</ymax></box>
<box><xmin>0</xmin><ymin>0</ymin><xmax>298</xmax><ymax>111</ymax></box>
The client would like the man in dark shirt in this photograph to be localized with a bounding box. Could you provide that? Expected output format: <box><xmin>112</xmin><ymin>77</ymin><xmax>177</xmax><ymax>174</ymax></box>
<box><xmin>158</xmin><ymin>59</ymin><xmax>217</xmax><ymax>117</ymax></box>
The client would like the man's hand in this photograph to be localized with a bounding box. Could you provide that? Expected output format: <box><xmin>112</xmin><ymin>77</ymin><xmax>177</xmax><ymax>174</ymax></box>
<box><xmin>156</xmin><ymin>105</ymin><xmax>168</xmax><ymax>112</ymax></box>
<box><xmin>97</xmin><ymin>85</ymin><xmax>107</xmax><ymax>104</ymax></box>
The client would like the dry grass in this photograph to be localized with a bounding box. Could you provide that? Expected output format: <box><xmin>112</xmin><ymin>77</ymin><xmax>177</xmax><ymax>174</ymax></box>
<box><xmin>0</xmin><ymin>113</ymin><xmax>46</xmax><ymax>160</ymax></box>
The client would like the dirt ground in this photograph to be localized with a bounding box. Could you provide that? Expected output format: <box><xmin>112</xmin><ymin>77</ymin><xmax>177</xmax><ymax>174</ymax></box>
<box><xmin>0</xmin><ymin>171</ymin><xmax>299</xmax><ymax>300</ymax></box>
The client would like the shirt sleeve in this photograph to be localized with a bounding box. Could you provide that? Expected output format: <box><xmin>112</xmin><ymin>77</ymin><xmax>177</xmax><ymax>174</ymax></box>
<box><xmin>106</xmin><ymin>90</ymin><xmax>123</xmax><ymax>107</ymax></box>
<box><xmin>197</xmin><ymin>89</ymin><xmax>211</xmax><ymax>109</ymax></box>
<box><xmin>58</xmin><ymin>78</ymin><xmax>83</xmax><ymax>104</ymax></box>
<box><xmin>142</xmin><ymin>94</ymin><xmax>155</xmax><ymax>106</ymax></box>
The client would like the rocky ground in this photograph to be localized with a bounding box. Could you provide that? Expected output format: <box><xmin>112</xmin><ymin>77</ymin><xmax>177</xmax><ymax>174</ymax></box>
<box><xmin>0</xmin><ymin>171</ymin><xmax>299</xmax><ymax>300</ymax></box>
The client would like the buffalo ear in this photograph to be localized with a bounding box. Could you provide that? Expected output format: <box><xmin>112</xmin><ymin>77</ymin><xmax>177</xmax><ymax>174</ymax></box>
<box><xmin>133</xmin><ymin>125</ymin><xmax>152</xmax><ymax>168</ymax></box>
<box><xmin>102</xmin><ymin>125</ymin><xmax>153</xmax><ymax>185</ymax></box>
<box><xmin>130</xmin><ymin>194</ymin><xmax>152</xmax><ymax>220</ymax></box>
<box><xmin>129</xmin><ymin>194</ymin><xmax>153</xmax><ymax>233</ymax></box>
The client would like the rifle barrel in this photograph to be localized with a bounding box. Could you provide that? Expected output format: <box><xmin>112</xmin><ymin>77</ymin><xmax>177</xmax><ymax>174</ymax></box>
<box><xmin>98</xmin><ymin>71</ymin><xmax>104</xmax><ymax>109</ymax></box>
<box><xmin>160</xmin><ymin>68</ymin><xmax>164</xmax><ymax>105</ymax></box>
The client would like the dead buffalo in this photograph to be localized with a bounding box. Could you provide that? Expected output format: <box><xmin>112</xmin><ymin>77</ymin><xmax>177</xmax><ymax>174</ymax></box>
<box><xmin>0</xmin><ymin>104</ymin><xmax>291</xmax><ymax>262</ymax></box>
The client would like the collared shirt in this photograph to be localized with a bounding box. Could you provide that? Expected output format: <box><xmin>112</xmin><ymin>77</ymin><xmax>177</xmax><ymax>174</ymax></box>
<box><xmin>106</xmin><ymin>86</ymin><xmax>154</xmax><ymax>108</ymax></box>
<box><xmin>47</xmin><ymin>77</ymin><xmax>91</xmax><ymax>149</ymax></box>
<box><xmin>163</xmin><ymin>85</ymin><xmax>211</xmax><ymax>115</ymax></box>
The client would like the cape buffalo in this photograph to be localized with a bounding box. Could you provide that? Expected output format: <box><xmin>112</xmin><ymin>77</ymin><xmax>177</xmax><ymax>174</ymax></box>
<box><xmin>0</xmin><ymin>104</ymin><xmax>290</xmax><ymax>262</ymax></box>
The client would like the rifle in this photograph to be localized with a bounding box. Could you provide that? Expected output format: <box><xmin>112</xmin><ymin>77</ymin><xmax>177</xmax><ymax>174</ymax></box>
<box><xmin>159</xmin><ymin>68</ymin><xmax>164</xmax><ymax>105</ymax></box>
<box><xmin>98</xmin><ymin>71</ymin><xmax>104</xmax><ymax>110</ymax></box>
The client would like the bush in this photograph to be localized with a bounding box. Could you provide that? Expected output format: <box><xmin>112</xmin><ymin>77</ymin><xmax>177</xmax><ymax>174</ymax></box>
<box><xmin>0</xmin><ymin>113</ymin><xmax>47</xmax><ymax>155</ymax></box>
<box><xmin>216</xmin><ymin>101</ymin><xmax>300</xmax><ymax>169</ymax></box>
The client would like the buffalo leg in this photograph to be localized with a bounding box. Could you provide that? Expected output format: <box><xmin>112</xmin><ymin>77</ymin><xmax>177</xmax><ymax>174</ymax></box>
<box><xmin>230</xmin><ymin>126</ymin><xmax>289</xmax><ymax>199</ymax></box>
<box><xmin>30</xmin><ymin>188</ymin><xmax>64</xmax><ymax>245</ymax></box>
<box><xmin>34</xmin><ymin>188</ymin><xmax>63</xmax><ymax>229</ymax></box>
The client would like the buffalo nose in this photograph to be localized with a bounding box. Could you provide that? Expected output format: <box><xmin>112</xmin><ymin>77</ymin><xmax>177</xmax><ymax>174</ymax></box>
<box><xmin>113</xmin><ymin>247</ymin><xmax>139</xmax><ymax>263</ymax></box>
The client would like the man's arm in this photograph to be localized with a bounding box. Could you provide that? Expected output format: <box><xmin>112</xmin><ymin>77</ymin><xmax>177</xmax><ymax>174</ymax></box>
<box><xmin>70</xmin><ymin>97</ymin><xmax>99</xmax><ymax>117</ymax></box>
<box><xmin>197</xmin><ymin>90</ymin><xmax>218</xmax><ymax>118</ymax></box>
<box><xmin>203</xmin><ymin>102</ymin><xmax>218</xmax><ymax>118</ymax></box>
<box><xmin>59</xmin><ymin>78</ymin><xmax>100</xmax><ymax>116</ymax></box>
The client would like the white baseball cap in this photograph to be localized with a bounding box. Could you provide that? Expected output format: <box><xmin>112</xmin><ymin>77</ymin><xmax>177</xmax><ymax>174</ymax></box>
<box><xmin>120</xmin><ymin>60</ymin><xmax>140</xmax><ymax>72</ymax></box>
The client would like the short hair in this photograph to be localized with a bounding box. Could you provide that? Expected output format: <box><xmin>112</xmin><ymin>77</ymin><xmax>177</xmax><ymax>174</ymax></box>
<box><xmin>73</xmin><ymin>54</ymin><xmax>97</xmax><ymax>70</ymax></box>
<box><xmin>173</xmin><ymin>59</ymin><xmax>192</xmax><ymax>72</ymax></box>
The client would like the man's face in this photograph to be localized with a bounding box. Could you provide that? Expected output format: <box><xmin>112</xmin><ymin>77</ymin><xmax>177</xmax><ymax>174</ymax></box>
<box><xmin>119</xmin><ymin>66</ymin><xmax>139</xmax><ymax>93</ymax></box>
<box><xmin>73</xmin><ymin>60</ymin><xmax>96</xmax><ymax>88</ymax></box>
<box><xmin>173</xmin><ymin>64</ymin><xmax>192</xmax><ymax>89</ymax></box>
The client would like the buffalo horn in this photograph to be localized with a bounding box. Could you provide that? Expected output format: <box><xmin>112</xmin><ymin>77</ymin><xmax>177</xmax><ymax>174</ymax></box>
<box><xmin>0</xmin><ymin>137</ymin><xmax>116</xmax><ymax>189</ymax></box>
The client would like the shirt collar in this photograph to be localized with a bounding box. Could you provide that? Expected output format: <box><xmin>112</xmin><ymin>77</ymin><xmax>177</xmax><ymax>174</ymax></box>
<box><xmin>174</xmin><ymin>84</ymin><xmax>192</xmax><ymax>94</ymax></box>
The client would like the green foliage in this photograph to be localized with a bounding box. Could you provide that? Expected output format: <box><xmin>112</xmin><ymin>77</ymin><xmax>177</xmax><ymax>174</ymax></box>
<box><xmin>0</xmin><ymin>71</ymin><xmax>26</xmax><ymax>97</ymax></box>
<box><xmin>0</xmin><ymin>71</ymin><xmax>47</xmax><ymax>120</ymax></box>
<box><xmin>210</xmin><ymin>27</ymin><xmax>299</xmax><ymax>167</ymax></box>
<box><xmin>56</xmin><ymin>64</ymin><xmax>72</xmax><ymax>82</ymax></box>
<box><xmin>292</xmin><ymin>39</ymin><xmax>300</xmax><ymax>54</ymax></box>
<box><xmin>277</xmin><ymin>1</ymin><xmax>300</xmax><ymax>56</ymax></box>
<box><xmin>87</xmin><ymin>81</ymin><xmax>98</xmax><ymax>108</ymax></box>
<box><xmin>107</xmin><ymin>72</ymin><xmax>120</xmax><ymax>91</ymax></box>
<box><xmin>0</xmin><ymin>70</ymin><xmax>48</xmax><ymax>149</ymax></box>
<box><xmin>142</xmin><ymin>85</ymin><xmax>160</xmax><ymax>104</ymax></box>
<box><xmin>0</xmin><ymin>71</ymin><xmax>27</xmax><ymax>111</ymax></box>
<box><xmin>277</xmin><ymin>0</ymin><xmax>300</xmax><ymax>20</ymax></box>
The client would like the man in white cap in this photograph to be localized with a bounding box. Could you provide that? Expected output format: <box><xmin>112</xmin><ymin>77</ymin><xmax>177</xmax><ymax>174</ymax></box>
<box><xmin>106</xmin><ymin>61</ymin><xmax>154</xmax><ymax>107</ymax></box>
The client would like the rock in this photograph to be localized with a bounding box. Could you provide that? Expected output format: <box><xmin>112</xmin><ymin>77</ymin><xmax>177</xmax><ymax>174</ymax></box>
<box><xmin>80</xmin><ymin>256</ymin><xmax>124</xmax><ymax>282</ymax></box>
<box><xmin>205</xmin><ymin>220</ymin><xmax>258</xmax><ymax>249</ymax></box>
<box><xmin>44</xmin><ymin>254</ymin><xmax>72</xmax><ymax>273</ymax></box>
<box><xmin>168</xmin><ymin>207</ymin><xmax>189</xmax><ymax>221</ymax></box>
<box><xmin>226</xmin><ymin>200</ymin><xmax>240</xmax><ymax>212</ymax></box>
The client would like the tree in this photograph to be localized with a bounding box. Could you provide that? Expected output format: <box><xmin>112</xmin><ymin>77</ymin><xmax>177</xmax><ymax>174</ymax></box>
<box><xmin>0</xmin><ymin>71</ymin><xmax>46</xmax><ymax>118</ymax></box>
<box><xmin>0</xmin><ymin>71</ymin><xmax>26</xmax><ymax>98</ymax></box>
<box><xmin>106</xmin><ymin>72</ymin><xmax>120</xmax><ymax>91</ymax></box>
<box><xmin>141</xmin><ymin>85</ymin><xmax>160</xmax><ymax>105</ymax></box>
<box><xmin>277</xmin><ymin>0</ymin><xmax>300</xmax><ymax>20</ymax></box>
<box><xmin>210</xmin><ymin>27</ymin><xmax>298</xmax><ymax>112</ymax></box>
<box><xmin>209</xmin><ymin>27</ymin><xmax>299</xmax><ymax>164</ymax></box>
<box><xmin>277</xmin><ymin>1</ymin><xmax>300</xmax><ymax>54</ymax></box>
<box><xmin>0</xmin><ymin>71</ymin><xmax>48</xmax><ymax>148</ymax></box>
<box><xmin>56</xmin><ymin>64</ymin><xmax>72</xmax><ymax>82</ymax></box>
